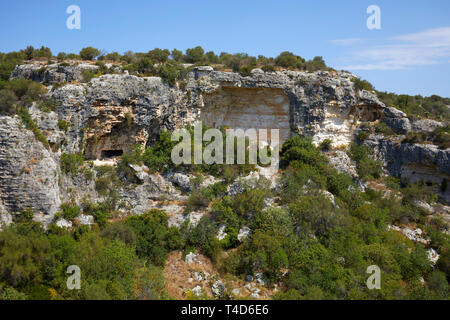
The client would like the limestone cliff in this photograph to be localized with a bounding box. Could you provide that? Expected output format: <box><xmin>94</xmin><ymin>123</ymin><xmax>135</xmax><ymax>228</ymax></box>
<box><xmin>1</xmin><ymin>63</ymin><xmax>448</xmax><ymax>225</ymax></box>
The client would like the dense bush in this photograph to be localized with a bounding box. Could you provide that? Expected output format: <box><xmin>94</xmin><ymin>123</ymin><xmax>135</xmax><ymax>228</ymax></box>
<box><xmin>126</xmin><ymin>209</ymin><xmax>182</xmax><ymax>266</ymax></box>
<box><xmin>0</xmin><ymin>220</ymin><xmax>168</xmax><ymax>300</ymax></box>
<box><xmin>79</xmin><ymin>47</ymin><xmax>101</xmax><ymax>60</ymax></box>
<box><xmin>60</xmin><ymin>152</ymin><xmax>84</xmax><ymax>175</ymax></box>
<box><xmin>352</xmin><ymin>77</ymin><xmax>375</xmax><ymax>92</ymax></box>
<box><xmin>377</xmin><ymin>91</ymin><xmax>450</xmax><ymax>121</ymax></box>
<box><xmin>58</xmin><ymin>203</ymin><xmax>81</xmax><ymax>221</ymax></box>
<box><xmin>0</xmin><ymin>79</ymin><xmax>47</xmax><ymax>114</ymax></box>
<box><xmin>402</xmin><ymin>125</ymin><xmax>450</xmax><ymax>149</ymax></box>
<box><xmin>348</xmin><ymin>143</ymin><xmax>382</xmax><ymax>180</ymax></box>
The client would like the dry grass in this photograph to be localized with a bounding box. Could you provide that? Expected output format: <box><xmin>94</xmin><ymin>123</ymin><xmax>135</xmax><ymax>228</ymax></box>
<box><xmin>163</xmin><ymin>250</ymin><xmax>278</xmax><ymax>300</ymax></box>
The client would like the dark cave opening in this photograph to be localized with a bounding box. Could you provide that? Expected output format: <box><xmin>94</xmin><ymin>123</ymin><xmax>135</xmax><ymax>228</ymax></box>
<box><xmin>101</xmin><ymin>149</ymin><xmax>124</xmax><ymax>158</ymax></box>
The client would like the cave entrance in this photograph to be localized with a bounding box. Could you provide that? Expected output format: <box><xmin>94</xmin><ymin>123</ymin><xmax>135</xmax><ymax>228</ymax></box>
<box><xmin>101</xmin><ymin>149</ymin><xmax>123</xmax><ymax>159</ymax></box>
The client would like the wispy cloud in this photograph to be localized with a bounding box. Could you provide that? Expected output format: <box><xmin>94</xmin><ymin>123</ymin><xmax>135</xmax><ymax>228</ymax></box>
<box><xmin>330</xmin><ymin>38</ymin><xmax>362</xmax><ymax>46</ymax></box>
<box><xmin>339</xmin><ymin>27</ymin><xmax>450</xmax><ymax>70</ymax></box>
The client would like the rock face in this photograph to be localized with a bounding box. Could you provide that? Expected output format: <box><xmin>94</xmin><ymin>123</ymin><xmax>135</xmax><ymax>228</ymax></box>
<box><xmin>0</xmin><ymin>116</ymin><xmax>61</xmax><ymax>224</ymax></box>
<box><xmin>382</xmin><ymin>107</ymin><xmax>411</xmax><ymax>134</ymax></box>
<box><xmin>3</xmin><ymin>63</ymin><xmax>448</xmax><ymax>223</ymax></box>
<box><xmin>11</xmin><ymin>62</ymin><xmax>99</xmax><ymax>84</ymax></box>
<box><xmin>364</xmin><ymin>134</ymin><xmax>450</xmax><ymax>202</ymax></box>
<box><xmin>411</xmin><ymin>119</ymin><xmax>444</xmax><ymax>133</ymax></box>
<box><xmin>41</xmin><ymin>66</ymin><xmax>388</xmax><ymax>158</ymax></box>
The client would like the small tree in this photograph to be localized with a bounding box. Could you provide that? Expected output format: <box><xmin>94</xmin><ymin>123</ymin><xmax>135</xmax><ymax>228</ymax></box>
<box><xmin>104</xmin><ymin>52</ymin><xmax>121</xmax><ymax>61</ymax></box>
<box><xmin>171</xmin><ymin>49</ymin><xmax>183</xmax><ymax>62</ymax></box>
<box><xmin>24</xmin><ymin>46</ymin><xmax>34</xmax><ymax>60</ymax></box>
<box><xmin>147</xmin><ymin>48</ymin><xmax>170</xmax><ymax>64</ymax></box>
<box><xmin>57</xmin><ymin>52</ymin><xmax>67</xmax><ymax>62</ymax></box>
<box><xmin>34</xmin><ymin>46</ymin><xmax>52</xmax><ymax>59</ymax></box>
<box><xmin>184</xmin><ymin>46</ymin><xmax>205</xmax><ymax>63</ymax></box>
<box><xmin>79</xmin><ymin>47</ymin><xmax>101</xmax><ymax>60</ymax></box>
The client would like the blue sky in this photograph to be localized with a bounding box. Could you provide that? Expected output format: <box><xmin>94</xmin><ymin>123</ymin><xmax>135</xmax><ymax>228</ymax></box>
<box><xmin>1</xmin><ymin>0</ymin><xmax>449</xmax><ymax>96</ymax></box>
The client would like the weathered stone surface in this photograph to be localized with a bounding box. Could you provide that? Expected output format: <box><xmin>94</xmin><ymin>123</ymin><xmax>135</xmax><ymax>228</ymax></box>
<box><xmin>56</xmin><ymin>218</ymin><xmax>72</xmax><ymax>229</ymax></box>
<box><xmin>11</xmin><ymin>62</ymin><xmax>100</xmax><ymax>84</ymax></box>
<box><xmin>411</xmin><ymin>119</ymin><xmax>444</xmax><ymax>133</ymax></box>
<box><xmin>0</xmin><ymin>200</ymin><xmax>12</xmax><ymax>230</ymax></box>
<box><xmin>77</xmin><ymin>214</ymin><xmax>94</xmax><ymax>225</ymax></box>
<box><xmin>383</xmin><ymin>117</ymin><xmax>411</xmax><ymax>134</ymax></box>
<box><xmin>0</xmin><ymin>116</ymin><xmax>61</xmax><ymax>225</ymax></box>
<box><xmin>384</xmin><ymin>107</ymin><xmax>407</xmax><ymax>118</ymax></box>
<box><xmin>238</xmin><ymin>226</ymin><xmax>251</xmax><ymax>241</ymax></box>
<box><xmin>327</xmin><ymin>150</ymin><xmax>358</xmax><ymax>178</ymax></box>
<box><xmin>364</xmin><ymin>135</ymin><xmax>450</xmax><ymax>196</ymax></box>
<box><xmin>167</xmin><ymin>172</ymin><xmax>193</xmax><ymax>192</ymax></box>
<box><xmin>211</xmin><ymin>280</ymin><xmax>225</xmax><ymax>297</ymax></box>
<box><xmin>5</xmin><ymin>62</ymin><xmax>449</xmax><ymax>224</ymax></box>
<box><xmin>24</xmin><ymin>67</ymin><xmax>387</xmax><ymax>157</ymax></box>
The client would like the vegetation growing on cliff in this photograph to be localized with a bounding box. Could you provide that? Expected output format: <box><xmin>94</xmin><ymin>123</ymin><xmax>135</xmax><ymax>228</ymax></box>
<box><xmin>0</xmin><ymin>135</ymin><xmax>448</xmax><ymax>300</ymax></box>
<box><xmin>377</xmin><ymin>91</ymin><xmax>450</xmax><ymax>121</ymax></box>
<box><xmin>0</xmin><ymin>45</ymin><xmax>449</xmax><ymax>301</ymax></box>
<box><xmin>403</xmin><ymin>125</ymin><xmax>450</xmax><ymax>149</ymax></box>
<box><xmin>116</xmin><ymin>125</ymin><xmax>256</xmax><ymax>181</ymax></box>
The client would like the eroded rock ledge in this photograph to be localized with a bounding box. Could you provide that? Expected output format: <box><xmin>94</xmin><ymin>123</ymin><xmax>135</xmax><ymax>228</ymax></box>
<box><xmin>1</xmin><ymin>64</ymin><xmax>448</xmax><ymax>224</ymax></box>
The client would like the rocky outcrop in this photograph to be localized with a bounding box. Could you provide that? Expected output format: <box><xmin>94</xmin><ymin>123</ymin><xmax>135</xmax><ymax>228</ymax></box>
<box><xmin>5</xmin><ymin>62</ymin><xmax>449</xmax><ymax>223</ymax></box>
<box><xmin>382</xmin><ymin>107</ymin><xmax>411</xmax><ymax>134</ymax></box>
<box><xmin>44</xmin><ymin>67</ymin><xmax>387</xmax><ymax>159</ymax></box>
<box><xmin>364</xmin><ymin>134</ymin><xmax>450</xmax><ymax>201</ymax></box>
<box><xmin>411</xmin><ymin>119</ymin><xmax>444</xmax><ymax>133</ymax></box>
<box><xmin>0</xmin><ymin>116</ymin><xmax>61</xmax><ymax>224</ymax></box>
<box><xmin>11</xmin><ymin>62</ymin><xmax>100</xmax><ymax>84</ymax></box>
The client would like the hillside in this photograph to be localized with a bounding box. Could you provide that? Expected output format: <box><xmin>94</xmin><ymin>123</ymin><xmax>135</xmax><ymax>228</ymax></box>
<box><xmin>0</xmin><ymin>46</ymin><xmax>448</xmax><ymax>300</ymax></box>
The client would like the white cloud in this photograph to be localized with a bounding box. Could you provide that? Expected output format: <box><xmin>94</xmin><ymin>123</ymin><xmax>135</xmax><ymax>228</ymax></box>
<box><xmin>330</xmin><ymin>38</ymin><xmax>362</xmax><ymax>46</ymax></box>
<box><xmin>339</xmin><ymin>27</ymin><xmax>450</xmax><ymax>70</ymax></box>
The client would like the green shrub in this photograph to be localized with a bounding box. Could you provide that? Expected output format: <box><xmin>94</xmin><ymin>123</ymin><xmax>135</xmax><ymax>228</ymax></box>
<box><xmin>81</xmin><ymin>69</ymin><xmax>95</xmax><ymax>82</ymax></box>
<box><xmin>319</xmin><ymin>139</ymin><xmax>332</xmax><ymax>151</ymax></box>
<box><xmin>37</xmin><ymin>97</ymin><xmax>58</xmax><ymax>112</ymax></box>
<box><xmin>101</xmin><ymin>222</ymin><xmax>136</xmax><ymax>245</ymax></box>
<box><xmin>104</xmin><ymin>52</ymin><xmax>121</xmax><ymax>61</ymax></box>
<box><xmin>184</xmin><ymin>46</ymin><xmax>205</xmax><ymax>63</ymax></box>
<box><xmin>60</xmin><ymin>152</ymin><xmax>84</xmax><ymax>175</ymax></box>
<box><xmin>18</xmin><ymin>106</ymin><xmax>49</xmax><ymax>148</ymax></box>
<box><xmin>275</xmin><ymin>51</ymin><xmax>305</xmax><ymax>69</ymax></box>
<box><xmin>357</xmin><ymin>131</ymin><xmax>369</xmax><ymax>142</ymax></box>
<box><xmin>403</xmin><ymin>126</ymin><xmax>450</xmax><ymax>149</ymax></box>
<box><xmin>116</xmin><ymin>145</ymin><xmax>143</xmax><ymax>182</ymax></box>
<box><xmin>79</xmin><ymin>47</ymin><xmax>101</xmax><ymax>60</ymax></box>
<box><xmin>0</xmin><ymin>89</ymin><xmax>17</xmax><ymax>114</ymax></box>
<box><xmin>231</xmin><ymin>230</ymin><xmax>288</xmax><ymax>282</ymax></box>
<box><xmin>377</xmin><ymin>91</ymin><xmax>450</xmax><ymax>121</ymax></box>
<box><xmin>289</xmin><ymin>194</ymin><xmax>338</xmax><ymax>239</ymax></box>
<box><xmin>56</xmin><ymin>52</ymin><xmax>66</xmax><ymax>62</ymax></box>
<box><xmin>33</xmin><ymin>46</ymin><xmax>52</xmax><ymax>59</ymax></box>
<box><xmin>375</xmin><ymin>122</ymin><xmax>394</xmax><ymax>135</ymax></box>
<box><xmin>280</xmin><ymin>135</ymin><xmax>328</xmax><ymax>168</ymax></box>
<box><xmin>351</xmin><ymin>78</ymin><xmax>375</xmax><ymax>91</ymax></box>
<box><xmin>261</xmin><ymin>64</ymin><xmax>276</xmax><ymax>72</ymax></box>
<box><xmin>305</xmin><ymin>56</ymin><xmax>328</xmax><ymax>72</ymax></box>
<box><xmin>143</xmin><ymin>130</ymin><xmax>177</xmax><ymax>173</ymax></box>
<box><xmin>57</xmin><ymin>119</ymin><xmax>69</xmax><ymax>131</ymax></box>
<box><xmin>59</xmin><ymin>203</ymin><xmax>81</xmax><ymax>221</ymax></box>
<box><xmin>348</xmin><ymin>143</ymin><xmax>382</xmax><ymax>180</ymax></box>
<box><xmin>126</xmin><ymin>209</ymin><xmax>171</xmax><ymax>266</ymax></box>
<box><xmin>81</xmin><ymin>201</ymin><xmax>112</xmax><ymax>228</ymax></box>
